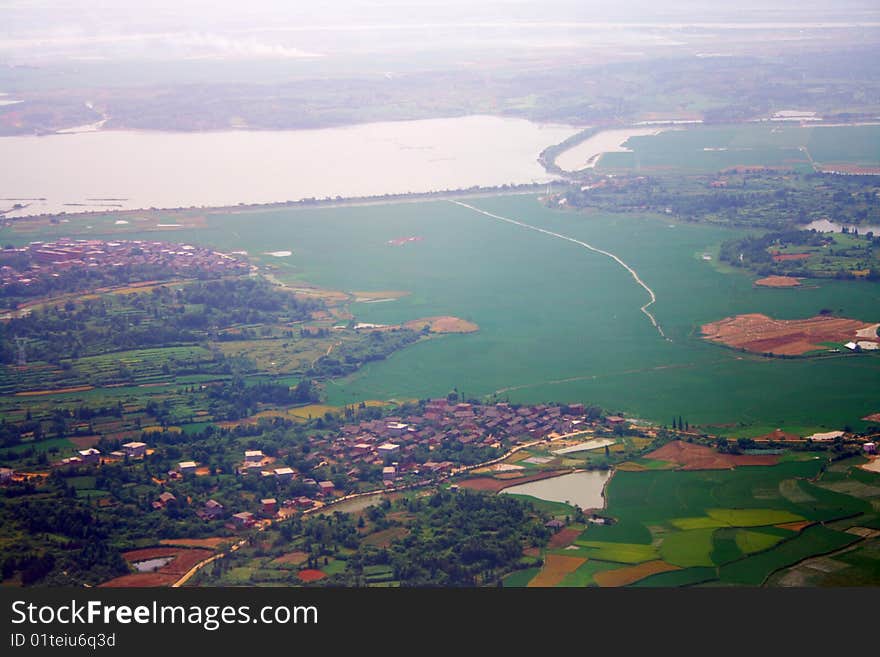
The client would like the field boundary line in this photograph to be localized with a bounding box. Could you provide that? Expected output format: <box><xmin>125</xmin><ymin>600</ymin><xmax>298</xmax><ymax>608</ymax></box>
<box><xmin>450</xmin><ymin>200</ymin><xmax>669</xmax><ymax>340</ymax></box>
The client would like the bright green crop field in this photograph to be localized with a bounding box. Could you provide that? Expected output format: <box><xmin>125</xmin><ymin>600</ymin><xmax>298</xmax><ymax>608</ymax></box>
<box><xmin>570</xmin><ymin>459</ymin><xmax>873</xmax><ymax>586</ymax></box>
<box><xmin>5</xmin><ymin>192</ymin><xmax>879</xmax><ymax>432</ymax></box>
<box><xmin>597</xmin><ymin>123</ymin><xmax>880</xmax><ymax>173</ymax></box>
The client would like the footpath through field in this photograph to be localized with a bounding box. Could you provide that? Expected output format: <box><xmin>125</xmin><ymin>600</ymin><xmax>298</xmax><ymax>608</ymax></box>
<box><xmin>450</xmin><ymin>200</ymin><xmax>669</xmax><ymax>340</ymax></box>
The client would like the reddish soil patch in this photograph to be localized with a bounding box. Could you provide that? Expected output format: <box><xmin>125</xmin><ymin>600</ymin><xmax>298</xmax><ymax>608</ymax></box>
<box><xmin>701</xmin><ymin>313</ymin><xmax>877</xmax><ymax>356</ymax></box>
<box><xmin>99</xmin><ymin>573</ymin><xmax>178</xmax><ymax>587</ymax></box>
<box><xmin>594</xmin><ymin>560</ymin><xmax>680</xmax><ymax>587</ymax></box>
<box><xmin>459</xmin><ymin>477</ymin><xmax>511</xmax><ymax>492</ymax></box>
<box><xmin>862</xmin><ymin>413</ymin><xmax>880</xmax><ymax>423</ymax></box>
<box><xmin>645</xmin><ymin>441</ymin><xmax>779</xmax><ymax>471</ymax></box>
<box><xmin>771</xmin><ymin>252</ymin><xmax>811</xmax><ymax>262</ymax></box>
<box><xmin>159</xmin><ymin>537</ymin><xmax>232</xmax><ymax>549</ymax></box>
<box><xmin>297</xmin><ymin>569</ymin><xmax>327</xmax><ymax>583</ymax></box>
<box><xmin>523</xmin><ymin>547</ymin><xmax>542</xmax><ymax>558</ymax></box>
<box><xmin>755</xmin><ymin>276</ymin><xmax>801</xmax><ymax>288</ymax></box>
<box><xmin>776</xmin><ymin>520</ymin><xmax>814</xmax><ymax>533</ymax></box>
<box><xmin>459</xmin><ymin>470</ymin><xmax>569</xmax><ymax>493</ymax></box>
<box><xmin>100</xmin><ymin>547</ymin><xmax>212</xmax><ymax>587</ymax></box>
<box><xmin>548</xmin><ymin>527</ymin><xmax>581</xmax><ymax>550</ymax></box>
<box><xmin>755</xmin><ymin>429</ymin><xmax>803</xmax><ymax>442</ymax></box>
<box><xmin>528</xmin><ymin>554</ymin><xmax>586</xmax><ymax>587</ymax></box>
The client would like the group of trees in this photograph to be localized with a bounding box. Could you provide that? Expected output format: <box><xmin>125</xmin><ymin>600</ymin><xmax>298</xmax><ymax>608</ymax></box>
<box><xmin>307</xmin><ymin>328</ymin><xmax>420</xmax><ymax>378</ymax></box>
<box><xmin>207</xmin><ymin>378</ymin><xmax>320</xmax><ymax>421</ymax></box>
<box><xmin>719</xmin><ymin>228</ymin><xmax>878</xmax><ymax>279</ymax></box>
<box><xmin>0</xmin><ymin>494</ymin><xmax>129</xmax><ymax>586</ymax></box>
<box><xmin>0</xmin><ymin>276</ymin><xmax>324</xmax><ymax>366</ymax></box>
<box><xmin>561</xmin><ymin>172</ymin><xmax>880</xmax><ymax>231</ymax></box>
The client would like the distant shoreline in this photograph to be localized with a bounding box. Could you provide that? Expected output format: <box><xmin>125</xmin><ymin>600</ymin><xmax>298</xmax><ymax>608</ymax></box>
<box><xmin>1</xmin><ymin>182</ymin><xmax>563</xmax><ymax>224</ymax></box>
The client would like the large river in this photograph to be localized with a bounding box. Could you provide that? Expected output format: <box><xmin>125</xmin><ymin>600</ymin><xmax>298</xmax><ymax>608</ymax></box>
<box><xmin>0</xmin><ymin>115</ymin><xmax>578</xmax><ymax>217</ymax></box>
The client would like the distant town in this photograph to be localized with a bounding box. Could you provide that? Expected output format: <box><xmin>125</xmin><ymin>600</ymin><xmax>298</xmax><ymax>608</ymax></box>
<box><xmin>0</xmin><ymin>238</ymin><xmax>249</xmax><ymax>290</ymax></box>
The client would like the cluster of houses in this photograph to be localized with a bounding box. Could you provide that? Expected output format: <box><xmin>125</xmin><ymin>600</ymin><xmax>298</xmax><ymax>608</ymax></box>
<box><xmin>0</xmin><ymin>238</ymin><xmax>248</xmax><ymax>289</ymax></box>
<box><xmin>321</xmin><ymin>400</ymin><xmax>601</xmax><ymax>472</ymax></box>
<box><xmin>228</xmin><ymin>401</ymin><xmax>605</xmax><ymax>495</ymax></box>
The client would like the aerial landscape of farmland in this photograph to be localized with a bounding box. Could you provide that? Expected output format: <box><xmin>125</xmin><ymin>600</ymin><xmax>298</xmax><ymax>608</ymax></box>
<box><xmin>1</xmin><ymin>1</ymin><xmax>880</xmax><ymax>595</ymax></box>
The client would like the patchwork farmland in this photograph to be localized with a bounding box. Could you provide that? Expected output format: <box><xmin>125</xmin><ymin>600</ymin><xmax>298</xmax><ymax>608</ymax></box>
<box><xmin>505</xmin><ymin>449</ymin><xmax>880</xmax><ymax>587</ymax></box>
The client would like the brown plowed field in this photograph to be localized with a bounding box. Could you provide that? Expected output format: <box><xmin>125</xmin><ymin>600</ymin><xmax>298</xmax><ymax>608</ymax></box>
<box><xmin>297</xmin><ymin>569</ymin><xmax>327</xmax><ymax>583</ymax></box>
<box><xmin>701</xmin><ymin>313</ymin><xmax>877</xmax><ymax>356</ymax></box>
<box><xmin>99</xmin><ymin>573</ymin><xmax>179</xmax><ymax>587</ymax></box>
<box><xmin>100</xmin><ymin>547</ymin><xmax>213</xmax><ymax>587</ymax></box>
<box><xmin>528</xmin><ymin>554</ymin><xmax>586</xmax><ymax>588</ymax></box>
<box><xmin>755</xmin><ymin>276</ymin><xmax>801</xmax><ymax>288</ymax></box>
<box><xmin>459</xmin><ymin>470</ymin><xmax>569</xmax><ymax>493</ymax></box>
<box><xmin>159</xmin><ymin>537</ymin><xmax>233</xmax><ymax>549</ymax></box>
<box><xmin>645</xmin><ymin>441</ymin><xmax>779</xmax><ymax>470</ymax></box>
<box><xmin>771</xmin><ymin>253</ymin><xmax>811</xmax><ymax>262</ymax></box>
<box><xmin>776</xmin><ymin>521</ymin><xmax>814</xmax><ymax>532</ymax></box>
<box><xmin>755</xmin><ymin>429</ymin><xmax>803</xmax><ymax>442</ymax></box>
<box><xmin>594</xmin><ymin>560</ymin><xmax>680</xmax><ymax>587</ymax></box>
<box><xmin>548</xmin><ymin>527</ymin><xmax>582</xmax><ymax>549</ymax></box>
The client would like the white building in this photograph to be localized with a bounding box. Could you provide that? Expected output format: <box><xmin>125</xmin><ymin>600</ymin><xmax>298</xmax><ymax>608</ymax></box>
<box><xmin>274</xmin><ymin>467</ymin><xmax>295</xmax><ymax>482</ymax></box>
<box><xmin>122</xmin><ymin>442</ymin><xmax>147</xmax><ymax>458</ymax></box>
<box><xmin>244</xmin><ymin>450</ymin><xmax>264</xmax><ymax>463</ymax></box>
<box><xmin>78</xmin><ymin>448</ymin><xmax>101</xmax><ymax>464</ymax></box>
<box><xmin>178</xmin><ymin>461</ymin><xmax>198</xmax><ymax>475</ymax></box>
<box><xmin>386</xmin><ymin>422</ymin><xmax>408</xmax><ymax>437</ymax></box>
<box><xmin>378</xmin><ymin>443</ymin><xmax>400</xmax><ymax>458</ymax></box>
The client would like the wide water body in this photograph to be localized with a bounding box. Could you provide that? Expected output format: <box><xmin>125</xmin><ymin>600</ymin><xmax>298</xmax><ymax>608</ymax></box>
<box><xmin>0</xmin><ymin>115</ymin><xmax>577</xmax><ymax>217</ymax></box>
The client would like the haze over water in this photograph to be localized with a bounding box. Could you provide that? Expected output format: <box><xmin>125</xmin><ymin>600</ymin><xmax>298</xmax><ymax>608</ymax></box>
<box><xmin>0</xmin><ymin>116</ymin><xmax>577</xmax><ymax>217</ymax></box>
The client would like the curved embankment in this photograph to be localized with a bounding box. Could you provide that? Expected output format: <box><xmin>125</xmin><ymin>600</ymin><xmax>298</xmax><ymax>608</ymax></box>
<box><xmin>450</xmin><ymin>200</ymin><xmax>668</xmax><ymax>340</ymax></box>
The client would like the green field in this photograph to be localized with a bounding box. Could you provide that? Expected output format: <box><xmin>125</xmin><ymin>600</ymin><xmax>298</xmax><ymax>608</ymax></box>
<box><xmin>718</xmin><ymin>525</ymin><xmax>859</xmax><ymax>585</ymax></box>
<box><xmin>515</xmin><ymin>453</ymin><xmax>878</xmax><ymax>588</ymax></box>
<box><xmin>597</xmin><ymin>123</ymin><xmax>880</xmax><ymax>173</ymax></box>
<box><xmin>566</xmin><ymin>459</ymin><xmax>875</xmax><ymax>585</ymax></box>
<box><xmin>502</xmin><ymin>567</ymin><xmax>540</xmax><ymax>588</ymax></box>
<box><xmin>503</xmin><ymin>494</ymin><xmax>576</xmax><ymax>517</ymax></box>
<box><xmin>3</xmin><ymin>191</ymin><xmax>879</xmax><ymax>432</ymax></box>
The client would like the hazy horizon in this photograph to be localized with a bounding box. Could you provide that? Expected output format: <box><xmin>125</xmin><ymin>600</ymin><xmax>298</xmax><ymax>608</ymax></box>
<box><xmin>2</xmin><ymin>1</ymin><xmax>879</xmax><ymax>64</ymax></box>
